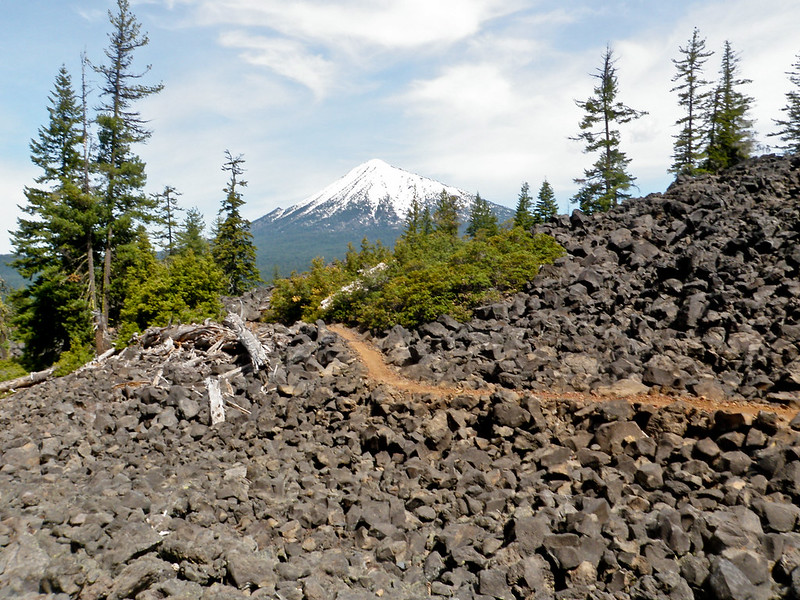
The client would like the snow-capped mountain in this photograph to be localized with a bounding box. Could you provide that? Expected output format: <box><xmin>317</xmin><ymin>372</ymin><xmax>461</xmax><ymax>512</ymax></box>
<box><xmin>254</xmin><ymin>158</ymin><xmax>489</xmax><ymax>232</ymax></box>
<box><xmin>251</xmin><ymin>159</ymin><xmax>513</xmax><ymax>276</ymax></box>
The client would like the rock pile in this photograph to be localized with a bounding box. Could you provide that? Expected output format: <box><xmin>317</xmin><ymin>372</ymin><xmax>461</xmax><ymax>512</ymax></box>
<box><xmin>376</xmin><ymin>153</ymin><xmax>800</xmax><ymax>402</ymax></box>
<box><xmin>2</xmin><ymin>315</ymin><xmax>800</xmax><ymax>599</ymax></box>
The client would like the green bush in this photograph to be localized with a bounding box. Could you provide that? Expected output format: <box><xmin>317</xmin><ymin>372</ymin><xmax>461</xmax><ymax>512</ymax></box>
<box><xmin>0</xmin><ymin>359</ymin><xmax>27</xmax><ymax>383</ymax></box>
<box><xmin>117</xmin><ymin>249</ymin><xmax>226</xmax><ymax>345</ymax></box>
<box><xmin>54</xmin><ymin>341</ymin><xmax>95</xmax><ymax>377</ymax></box>
<box><xmin>267</xmin><ymin>226</ymin><xmax>563</xmax><ymax>330</ymax></box>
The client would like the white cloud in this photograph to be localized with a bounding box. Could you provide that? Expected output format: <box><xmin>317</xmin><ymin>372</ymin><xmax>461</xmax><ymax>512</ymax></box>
<box><xmin>388</xmin><ymin>0</ymin><xmax>800</xmax><ymax>213</ymax></box>
<box><xmin>185</xmin><ymin>0</ymin><xmax>520</xmax><ymax>49</ymax></box>
<box><xmin>404</xmin><ymin>64</ymin><xmax>518</xmax><ymax>123</ymax></box>
<box><xmin>218</xmin><ymin>31</ymin><xmax>336</xmax><ymax>98</ymax></box>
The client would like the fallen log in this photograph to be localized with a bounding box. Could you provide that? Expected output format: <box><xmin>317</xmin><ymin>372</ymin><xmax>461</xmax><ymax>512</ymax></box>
<box><xmin>223</xmin><ymin>312</ymin><xmax>269</xmax><ymax>371</ymax></box>
<box><xmin>0</xmin><ymin>367</ymin><xmax>57</xmax><ymax>395</ymax></box>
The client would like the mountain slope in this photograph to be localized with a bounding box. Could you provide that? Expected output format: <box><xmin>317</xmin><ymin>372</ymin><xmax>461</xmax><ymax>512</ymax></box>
<box><xmin>252</xmin><ymin>159</ymin><xmax>513</xmax><ymax>276</ymax></box>
<box><xmin>0</xmin><ymin>255</ymin><xmax>26</xmax><ymax>292</ymax></box>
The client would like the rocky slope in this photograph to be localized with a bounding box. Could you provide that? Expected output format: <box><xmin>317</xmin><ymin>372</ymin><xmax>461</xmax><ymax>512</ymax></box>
<box><xmin>2</xmin><ymin>312</ymin><xmax>800</xmax><ymax>600</ymax></box>
<box><xmin>3</xmin><ymin>154</ymin><xmax>800</xmax><ymax>600</ymax></box>
<box><xmin>375</xmin><ymin>153</ymin><xmax>800</xmax><ymax>404</ymax></box>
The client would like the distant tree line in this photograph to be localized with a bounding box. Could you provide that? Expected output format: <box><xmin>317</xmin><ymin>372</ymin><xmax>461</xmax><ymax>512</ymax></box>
<box><xmin>8</xmin><ymin>0</ymin><xmax>260</xmax><ymax>373</ymax></box>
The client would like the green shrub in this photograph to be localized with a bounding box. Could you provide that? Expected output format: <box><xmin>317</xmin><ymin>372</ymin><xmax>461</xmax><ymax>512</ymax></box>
<box><xmin>0</xmin><ymin>359</ymin><xmax>28</xmax><ymax>383</ymax></box>
<box><xmin>54</xmin><ymin>341</ymin><xmax>95</xmax><ymax>377</ymax></box>
<box><xmin>267</xmin><ymin>227</ymin><xmax>563</xmax><ymax>330</ymax></box>
<box><xmin>117</xmin><ymin>249</ymin><xmax>226</xmax><ymax>346</ymax></box>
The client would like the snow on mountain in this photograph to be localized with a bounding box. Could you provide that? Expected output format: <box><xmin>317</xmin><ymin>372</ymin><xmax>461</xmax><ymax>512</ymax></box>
<box><xmin>250</xmin><ymin>159</ymin><xmax>514</xmax><ymax>276</ymax></box>
<box><xmin>253</xmin><ymin>158</ymin><xmax>486</xmax><ymax>232</ymax></box>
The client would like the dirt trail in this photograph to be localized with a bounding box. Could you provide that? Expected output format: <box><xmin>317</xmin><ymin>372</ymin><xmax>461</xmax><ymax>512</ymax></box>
<box><xmin>328</xmin><ymin>324</ymin><xmax>484</xmax><ymax>398</ymax></box>
<box><xmin>327</xmin><ymin>323</ymin><xmax>799</xmax><ymax>421</ymax></box>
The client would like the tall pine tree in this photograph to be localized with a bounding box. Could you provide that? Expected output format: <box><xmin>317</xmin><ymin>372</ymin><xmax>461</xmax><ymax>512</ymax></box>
<box><xmin>176</xmin><ymin>207</ymin><xmax>209</xmax><ymax>256</ymax></box>
<box><xmin>571</xmin><ymin>46</ymin><xmax>647</xmax><ymax>214</ymax></box>
<box><xmin>433</xmin><ymin>189</ymin><xmax>460</xmax><ymax>238</ymax></box>
<box><xmin>513</xmin><ymin>182</ymin><xmax>535</xmax><ymax>230</ymax></box>
<box><xmin>704</xmin><ymin>41</ymin><xmax>754</xmax><ymax>172</ymax></box>
<box><xmin>212</xmin><ymin>151</ymin><xmax>262</xmax><ymax>296</ymax></box>
<box><xmin>534</xmin><ymin>180</ymin><xmax>558</xmax><ymax>224</ymax></box>
<box><xmin>94</xmin><ymin>0</ymin><xmax>163</xmax><ymax>345</ymax></box>
<box><xmin>11</xmin><ymin>66</ymin><xmax>96</xmax><ymax>368</ymax></box>
<box><xmin>153</xmin><ymin>185</ymin><xmax>183</xmax><ymax>256</ymax></box>
<box><xmin>466</xmin><ymin>193</ymin><xmax>498</xmax><ymax>238</ymax></box>
<box><xmin>401</xmin><ymin>187</ymin><xmax>423</xmax><ymax>243</ymax></box>
<box><xmin>771</xmin><ymin>52</ymin><xmax>800</xmax><ymax>154</ymax></box>
<box><xmin>670</xmin><ymin>28</ymin><xmax>714</xmax><ymax>176</ymax></box>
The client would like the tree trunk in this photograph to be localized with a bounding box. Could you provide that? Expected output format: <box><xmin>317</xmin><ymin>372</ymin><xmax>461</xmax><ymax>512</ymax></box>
<box><xmin>98</xmin><ymin>225</ymin><xmax>113</xmax><ymax>352</ymax></box>
<box><xmin>206</xmin><ymin>377</ymin><xmax>225</xmax><ymax>425</ymax></box>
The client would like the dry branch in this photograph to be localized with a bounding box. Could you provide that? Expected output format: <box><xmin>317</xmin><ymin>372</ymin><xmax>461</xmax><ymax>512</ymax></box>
<box><xmin>0</xmin><ymin>367</ymin><xmax>56</xmax><ymax>395</ymax></box>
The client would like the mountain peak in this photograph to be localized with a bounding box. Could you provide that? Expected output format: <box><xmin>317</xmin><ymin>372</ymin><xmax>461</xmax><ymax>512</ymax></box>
<box><xmin>250</xmin><ymin>159</ymin><xmax>515</xmax><ymax>274</ymax></box>
<box><xmin>360</xmin><ymin>158</ymin><xmax>391</xmax><ymax>169</ymax></box>
<box><xmin>255</xmin><ymin>159</ymin><xmax>480</xmax><ymax>233</ymax></box>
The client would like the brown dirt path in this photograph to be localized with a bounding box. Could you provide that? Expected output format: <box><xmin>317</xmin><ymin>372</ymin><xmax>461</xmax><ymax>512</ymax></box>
<box><xmin>328</xmin><ymin>324</ymin><xmax>485</xmax><ymax>398</ymax></box>
<box><xmin>327</xmin><ymin>323</ymin><xmax>800</xmax><ymax>421</ymax></box>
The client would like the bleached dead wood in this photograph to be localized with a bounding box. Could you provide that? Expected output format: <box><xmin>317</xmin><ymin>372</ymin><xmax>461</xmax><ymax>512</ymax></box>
<box><xmin>226</xmin><ymin>398</ymin><xmax>251</xmax><ymax>415</ymax></box>
<box><xmin>223</xmin><ymin>312</ymin><xmax>269</xmax><ymax>371</ymax></box>
<box><xmin>139</xmin><ymin>322</ymin><xmax>233</xmax><ymax>350</ymax></box>
<box><xmin>206</xmin><ymin>377</ymin><xmax>225</xmax><ymax>425</ymax></box>
<box><xmin>0</xmin><ymin>367</ymin><xmax>57</xmax><ymax>395</ymax></box>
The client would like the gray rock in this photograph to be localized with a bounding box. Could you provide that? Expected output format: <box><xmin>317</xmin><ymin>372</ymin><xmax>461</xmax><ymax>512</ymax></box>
<box><xmin>760</xmin><ymin>500</ymin><xmax>800</xmax><ymax>532</ymax></box>
<box><xmin>492</xmin><ymin>402</ymin><xmax>529</xmax><ymax>428</ymax></box>
<box><xmin>2</xmin><ymin>442</ymin><xmax>40</xmax><ymax>471</ymax></box>
<box><xmin>479</xmin><ymin>568</ymin><xmax>513</xmax><ymax>600</ymax></box>
<box><xmin>225</xmin><ymin>549</ymin><xmax>277</xmax><ymax>590</ymax></box>
<box><xmin>593</xmin><ymin>421</ymin><xmax>647</xmax><ymax>455</ymax></box>
<box><xmin>0</xmin><ymin>532</ymin><xmax>51</xmax><ymax>594</ymax></box>
<box><xmin>108</xmin><ymin>556</ymin><xmax>174</xmax><ymax>600</ymax></box>
<box><xmin>513</xmin><ymin>516</ymin><xmax>549</xmax><ymax>555</ymax></box>
<box><xmin>708</xmin><ymin>557</ymin><xmax>755</xmax><ymax>600</ymax></box>
<box><xmin>634</xmin><ymin>461</ymin><xmax>664</xmax><ymax>490</ymax></box>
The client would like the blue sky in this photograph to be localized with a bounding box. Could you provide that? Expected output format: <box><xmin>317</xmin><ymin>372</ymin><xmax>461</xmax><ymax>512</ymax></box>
<box><xmin>1</xmin><ymin>0</ymin><xmax>799</xmax><ymax>254</ymax></box>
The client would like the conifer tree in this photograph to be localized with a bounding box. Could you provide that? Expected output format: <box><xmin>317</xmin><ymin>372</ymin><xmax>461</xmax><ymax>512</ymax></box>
<box><xmin>79</xmin><ymin>52</ymin><xmax>100</xmax><ymax>330</ymax></box>
<box><xmin>402</xmin><ymin>187</ymin><xmax>422</xmax><ymax>243</ymax></box>
<box><xmin>771</xmin><ymin>52</ymin><xmax>800</xmax><ymax>154</ymax></box>
<box><xmin>466</xmin><ymin>193</ymin><xmax>498</xmax><ymax>238</ymax></box>
<box><xmin>118</xmin><ymin>227</ymin><xmax>224</xmax><ymax>340</ymax></box>
<box><xmin>433</xmin><ymin>189</ymin><xmax>460</xmax><ymax>237</ymax></box>
<box><xmin>670</xmin><ymin>28</ymin><xmax>714</xmax><ymax>176</ymax></box>
<box><xmin>704</xmin><ymin>41</ymin><xmax>754</xmax><ymax>172</ymax></box>
<box><xmin>534</xmin><ymin>180</ymin><xmax>558</xmax><ymax>223</ymax></box>
<box><xmin>94</xmin><ymin>0</ymin><xmax>163</xmax><ymax>344</ymax></box>
<box><xmin>571</xmin><ymin>46</ymin><xmax>647</xmax><ymax>214</ymax></box>
<box><xmin>514</xmin><ymin>182</ymin><xmax>535</xmax><ymax>230</ymax></box>
<box><xmin>11</xmin><ymin>66</ymin><xmax>96</xmax><ymax>368</ymax></box>
<box><xmin>153</xmin><ymin>185</ymin><xmax>183</xmax><ymax>256</ymax></box>
<box><xmin>211</xmin><ymin>151</ymin><xmax>262</xmax><ymax>296</ymax></box>
<box><xmin>175</xmin><ymin>207</ymin><xmax>209</xmax><ymax>256</ymax></box>
<box><xmin>420</xmin><ymin>205</ymin><xmax>434</xmax><ymax>236</ymax></box>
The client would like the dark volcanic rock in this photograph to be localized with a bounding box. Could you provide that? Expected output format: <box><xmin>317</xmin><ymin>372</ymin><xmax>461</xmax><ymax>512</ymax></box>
<box><xmin>378</xmin><ymin>153</ymin><xmax>800</xmax><ymax>402</ymax></box>
<box><xmin>4</xmin><ymin>154</ymin><xmax>800</xmax><ymax>600</ymax></box>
